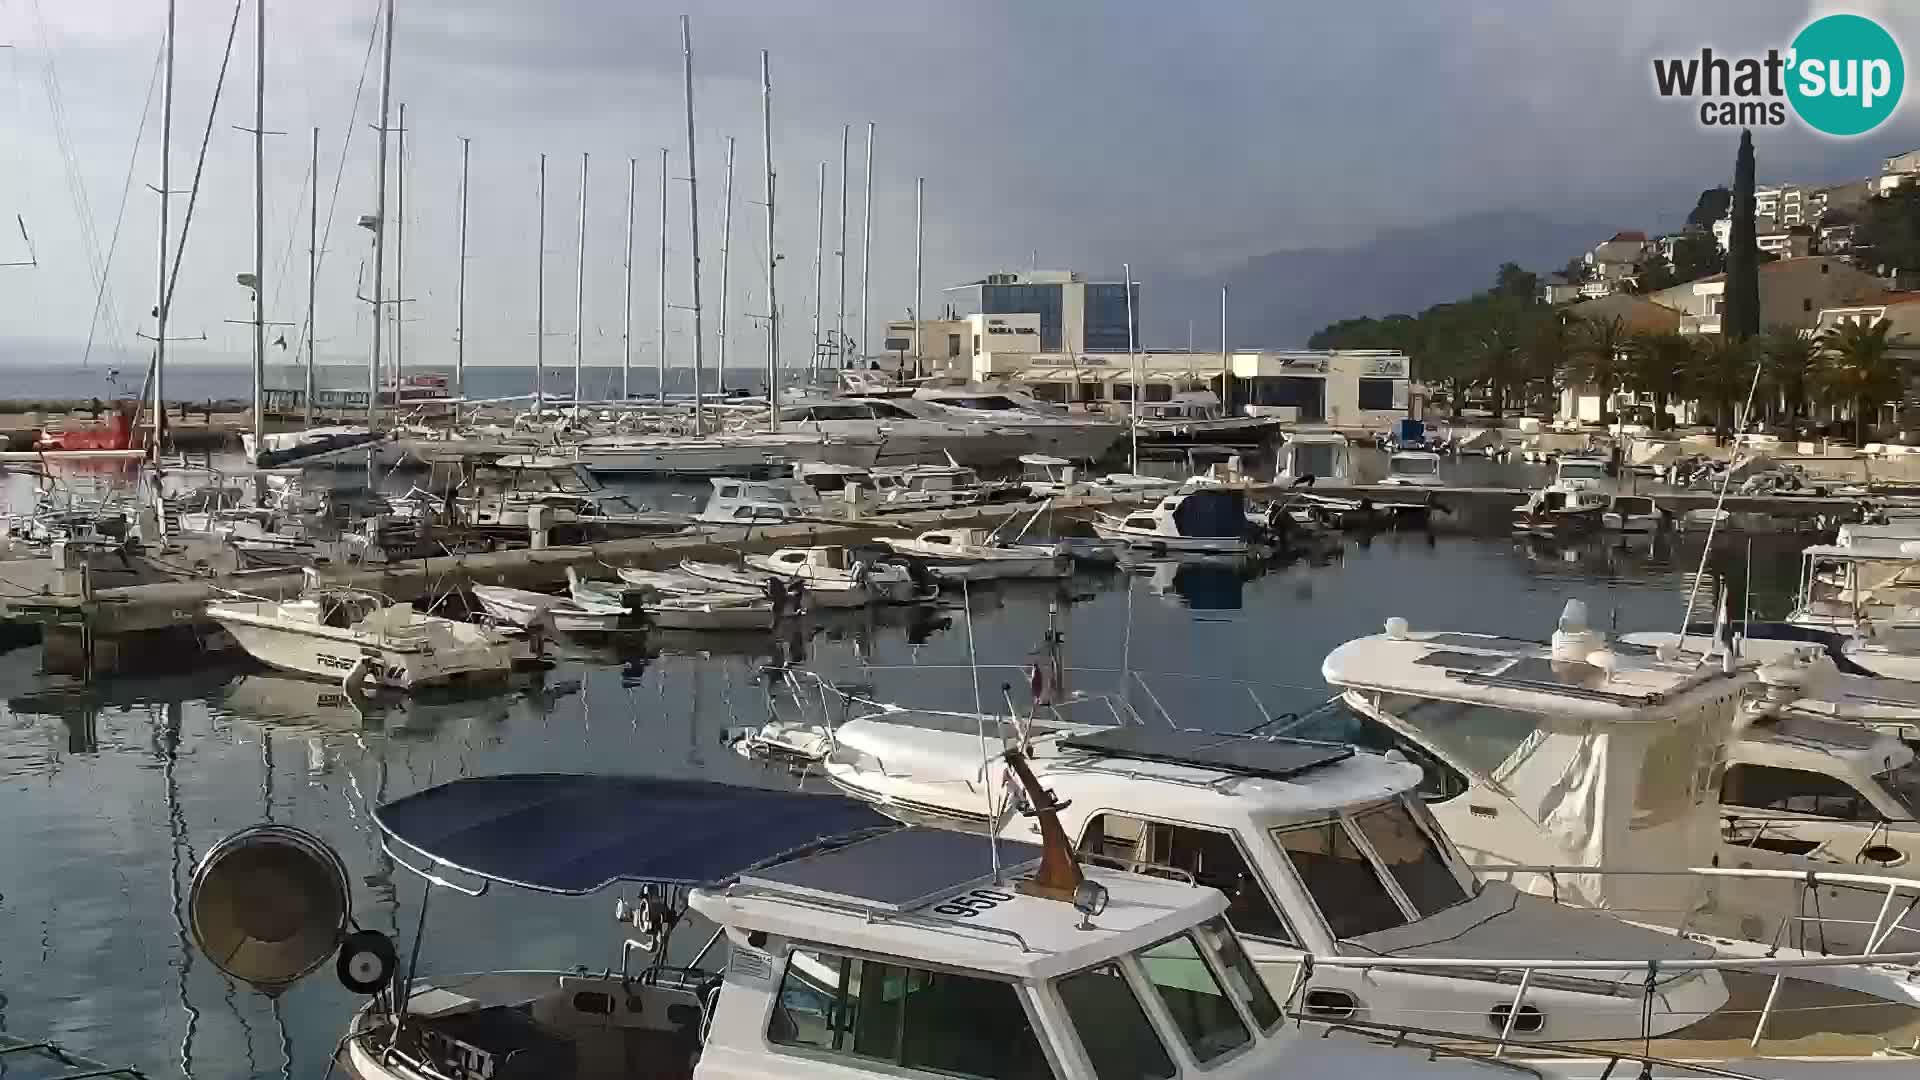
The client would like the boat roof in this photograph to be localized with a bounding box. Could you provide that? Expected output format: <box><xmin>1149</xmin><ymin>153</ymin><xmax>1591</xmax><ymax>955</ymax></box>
<box><xmin>1802</xmin><ymin>539</ymin><xmax>1920</xmax><ymax>562</ymax></box>
<box><xmin>1558</xmin><ymin>455</ymin><xmax>1607</xmax><ymax>465</ymax></box>
<box><xmin>1389</xmin><ymin>451</ymin><xmax>1441</xmax><ymax>462</ymax></box>
<box><xmin>1283</xmin><ymin>431</ymin><xmax>1348</xmax><ymax>445</ymax></box>
<box><xmin>372</xmin><ymin>774</ymin><xmax>895</xmax><ymax>894</ymax></box>
<box><xmin>1323</xmin><ymin>629</ymin><xmax>1753</xmax><ymax>723</ymax></box>
<box><xmin>1734</xmin><ymin>712</ymin><xmax>1914</xmax><ymax>771</ymax></box>
<box><xmin>696</xmin><ymin>828</ymin><xmax>1228</xmax><ymax>980</ymax></box>
<box><xmin>1019</xmin><ymin>453</ymin><xmax>1072</xmax><ymax>466</ymax></box>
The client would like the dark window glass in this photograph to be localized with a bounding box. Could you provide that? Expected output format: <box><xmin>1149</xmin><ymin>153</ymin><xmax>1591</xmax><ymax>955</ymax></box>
<box><xmin>983</xmin><ymin>283</ymin><xmax>1064</xmax><ymax>351</ymax></box>
<box><xmin>1350</xmin><ymin>801</ymin><xmax>1470</xmax><ymax>917</ymax></box>
<box><xmin>1112</xmin><ymin>383</ymin><xmax>1134</xmax><ymax>402</ymax></box>
<box><xmin>1723</xmin><ymin>764</ymin><xmax>1880</xmax><ymax>821</ymax></box>
<box><xmin>1136</xmin><ymin>934</ymin><xmax>1250</xmax><ymax>1063</ymax></box>
<box><xmin>1272</xmin><ymin>819</ymin><xmax>1409</xmax><ymax>938</ymax></box>
<box><xmin>1083</xmin><ymin>283</ymin><xmax>1140</xmax><ymax>352</ymax></box>
<box><xmin>1056</xmin><ymin>965</ymin><xmax>1175</xmax><ymax>1079</ymax></box>
<box><xmin>1357</xmin><ymin>377</ymin><xmax>1397</xmax><ymax>411</ymax></box>
<box><xmin>1081</xmin><ymin>814</ymin><xmax>1296</xmax><ymax>944</ymax></box>
<box><xmin>1143</xmin><ymin>384</ymin><xmax>1173</xmax><ymax>402</ymax></box>
<box><xmin>885</xmin><ymin>337</ymin><xmax>912</xmax><ymax>351</ymax></box>
<box><xmin>1195</xmin><ymin>916</ymin><xmax>1282</xmax><ymax>1032</ymax></box>
<box><xmin>770</xmin><ymin>949</ymin><xmax>1054</xmax><ymax>1080</ymax></box>
<box><xmin>948</xmin><ymin>333</ymin><xmax>962</xmax><ymax>357</ymax></box>
<box><xmin>1031</xmin><ymin>382</ymin><xmax>1067</xmax><ymax>403</ymax></box>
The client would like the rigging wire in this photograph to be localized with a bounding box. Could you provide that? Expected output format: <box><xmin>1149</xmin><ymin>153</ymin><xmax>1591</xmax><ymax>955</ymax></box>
<box><xmin>293</xmin><ymin>0</ymin><xmax>384</xmax><ymax>365</ymax></box>
<box><xmin>1676</xmin><ymin>347</ymin><xmax>1768</xmax><ymax>647</ymax></box>
<box><xmin>77</xmin><ymin>41</ymin><xmax>165</xmax><ymax>373</ymax></box>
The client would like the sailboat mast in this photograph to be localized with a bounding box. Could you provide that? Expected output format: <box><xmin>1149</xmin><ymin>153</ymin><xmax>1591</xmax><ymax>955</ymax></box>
<box><xmin>250</xmin><ymin>0</ymin><xmax>265</xmax><ymax>454</ymax></box>
<box><xmin>455</xmin><ymin>136</ymin><xmax>469</xmax><ymax>401</ymax></box>
<box><xmin>574</xmin><ymin>151</ymin><xmax>588</xmax><ymax>408</ymax></box>
<box><xmin>367</xmin><ymin>0</ymin><xmax>394</xmax><ymax>428</ymax></box>
<box><xmin>761</xmin><ymin>50</ymin><xmax>778</xmax><ymax>430</ymax></box>
<box><xmin>716</xmin><ymin>137</ymin><xmax>734</xmax><ymax>409</ymax></box>
<box><xmin>858</xmin><ymin>121</ymin><xmax>873</xmax><ymax>372</ymax></box>
<box><xmin>836</xmin><ymin>124</ymin><xmax>848</xmax><ymax>370</ymax></box>
<box><xmin>535</xmin><ymin>152</ymin><xmax>546</xmax><ymax>414</ymax></box>
<box><xmin>1125</xmin><ymin>261</ymin><xmax>1138</xmax><ymax>473</ymax></box>
<box><xmin>306</xmin><ymin>127</ymin><xmax>318</xmax><ymax>427</ymax></box>
<box><xmin>810</xmin><ymin>161</ymin><xmax>823</xmax><ymax>379</ymax></box>
<box><xmin>1219</xmin><ymin>284</ymin><xmax>1229</xmax><ymax>415</ymax></box>
<box><xmin>621</xmin><ymin>155</ymin><xmax>634</xmax><ymax>400</ymax></box>
<box><xmin>155</xmin><ymin>0</ymin><xmax>175</xmax><ymax>453</ymax></box>
<box><xmin>656</xmin><ymin>148</ymin><xmax>668</xmax><ymax>404</ymax></box>
<box><xmin>912</xmin><ymin>176</ymin><xmax>923</xmax><ymax>379</ymax></box>
<box><xmin>680</xmin><ymin>14</ymin><xmax>704</xmax><ymax>433</ymax></box>
<box><xmin>394</xmin><ymin>101</ymin><xmax>405</xmax><ymax>395</ymax></box>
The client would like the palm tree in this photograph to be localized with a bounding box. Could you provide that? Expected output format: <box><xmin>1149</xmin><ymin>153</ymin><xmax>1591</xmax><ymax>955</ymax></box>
<box><xmin>1472</xmin><ymin>299</ymin><xmax>1528</xmax><ymax>420</ymax></box>
<box><xmin>1569</xmin><ymin>315</ymin><xmax>1629</xmax><ymax>423</ymax></box>
<box><xmin>1817</xmin><ymin>318</ymin><xmax>1908</xmax><ymax>444</ymax></box>
<box><xmin>1523</xmin><ymin>311</ymin><xmax>1573</xmax><ymax>417</ymax></box>
<box><xmin>1757</xmin><ymin>325</ymin><xmax>1818</xmax><ymax>429</ymax></box>
<box><xmin>1621</xmin><ymin>331</ymin><xmax>1690</xmax><ymax>431</ymax></box>
<box><xmin>1689</xmin><ymin>335</ymin><xmax>1756</xmax><ymax>437</ymax></box>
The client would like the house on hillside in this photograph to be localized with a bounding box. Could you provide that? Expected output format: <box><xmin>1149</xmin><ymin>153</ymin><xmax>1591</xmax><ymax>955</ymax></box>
<box><xmin>1582</xmin><ymin>231</ymin><xmax>1652</xmax><ymax>295</ymax></box>
<box><xmin>1877</xmin><ymin>150</ymin><xmax>1920</xmax><ymax>196</ymax></box>
<box><xmin>1541</xmin><ymin>274</ymin><xmax>1584</xmax><ymax>305</ymax></box>
<box><xmin>1555</xmin><ymin>294</ymin><xmax>1687</xmax><ymax>424</ymax></box>
<box><xmin>1813</xmin><ymin>296</ymin><xmax>1920</xmax><ymax>431</ymax></box>
<box><xmin>1646</xmin><ymin>256</ymin><xmax>1880</xmax><ymax>336</ymax></box>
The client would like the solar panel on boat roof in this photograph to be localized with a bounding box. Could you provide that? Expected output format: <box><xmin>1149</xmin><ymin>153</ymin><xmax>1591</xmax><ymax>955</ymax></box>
<box><xmin>1414</xmin><ymin>650</ymin><xmax>1508</xmax><ymax>672</ymax></box>
<box><xmin>1423</xmin><ymin>633</ymin><xmax>1538</xmax><ymax>652</ymax></box>
<box><xmin>1058</xmin><ymin>727</ymin><xmax>1353</xmax><ymax>780</ymax></box>
<box><xmin>736</xmin><ymin>827</ymin><xmax>1043</xmax><ymax>912</ymax></box>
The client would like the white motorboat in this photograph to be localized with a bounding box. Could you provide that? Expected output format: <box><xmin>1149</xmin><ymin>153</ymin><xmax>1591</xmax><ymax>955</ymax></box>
<box><xmin>1132</xmin><ymin>390</ymin><xmax>1284</xmax><ymax>444</ymax></box>
<box><xmin>677</xmin><ymin>558</ymin><xmax>873</xmax><ymax>609</ymax></box>
<box><xmin>205</xmin><ymin>575</ymin><xmax>512</xmax><ymax>690</ymax></box>
<box><xmin>1379</xmin><ymin>450</ymin><xmax>1444</xmax><ymax>487</ymax></box>
<box><xmin>1512</xmin><ymin>455</ymin><xmax>1609</xmax><ymax>535</ymax></box>
<box><xmin>1018</xmin><ymin>453</ymin><xmax>1180</xmax><ymax>499</ymax></box>
<box><xmin>867</xmin><ymin>463</ymin><xmax>1025</xmax><ymax>513</ymax></box>
<box><xmin>184</xmin><ymin>767</ymin><xmax>1556</xmax><ymax>1080</ymax></box>
<box><xmin>469</xmin><ymin>582</ymin><xmax>627</xmax><ymax>631</ymax></box>
<box><xmin>1275</xmin><ymin>430</ymin><xmax>1368</xmax><ymax>486</ymax></box>
<box><xmin>562</xmin><ymin>436</ymin><xmax>788</xmax><ymax>477</ymax></box>
<box><xmin>777</xmin><ymin>397</ymin><xmax>1032</xmax><ymax>466</ymax></box>
<box><xmin>1092</xmin><ymin>488</ymin><xmax>1269</xmax><ymax>554</ymax></box>
<box><xmin>695</xmin><ymin>476</ymin><xmax>845</xmax><ymax>525</ymax></box>
<box><xmin>740</xmin><ymin>544</ymin><xmax>926</xmax><ymax>603</ymax></box>
<box><xmin>564</xmin><ymin>566</ymin><xmax>642</xmax><ymax>609</ymax></box>
<box><xmin>1318</xmin><ymin>602</ymin><xmax>1920</xmax><ymax>974</ymax></box>
<box><xmin>459</xmin><ymin>456</ymin><xmax>694</xmax><ymax>538</ymax></box>
<box><xmin>1601</xmin><ymin>494</ymin><xmax>1665</xmax><ymax>532</ymax></box>
<box><xmin>912</xmin><ymin>386</ymin><xmax>1125</xmax><ymax>462</ymax></box>
<box><xmin>243</xmin><ymin>426</ymin><xmax>401</xmax><ymax>469</ymax></box>
<box><xmin>884</xmin><ymin>527</ymin><xmax>1070</xmax><ymax>581</ymax></box>
<box><xmin>643</xmin><ymin>591</ymin><xmax>780</xmax><ymax>631</ymax></box>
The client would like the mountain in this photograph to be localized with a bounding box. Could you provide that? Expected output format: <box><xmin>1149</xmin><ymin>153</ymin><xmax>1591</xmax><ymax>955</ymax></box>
<box><xmin>1144</xmin><ymin>211</ymin><xmax>1636</xmax><ymax>348</ymax></box>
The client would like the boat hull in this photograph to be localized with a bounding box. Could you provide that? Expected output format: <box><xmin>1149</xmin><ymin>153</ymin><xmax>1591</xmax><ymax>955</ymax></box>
<box><xmin>1090</xmin><ymin>520</ymin><xmax>1255</xmax><ymax>554</ymax></box>
<box><xmin>209</xmin><ymin>610</ymin><xmax>511</xmax><ymax>689</ymax></box>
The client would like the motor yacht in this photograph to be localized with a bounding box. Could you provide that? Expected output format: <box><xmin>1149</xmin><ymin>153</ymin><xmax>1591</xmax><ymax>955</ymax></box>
<box><xmin>778</xmin><ymin>397</ymin><xmax>1032</xmax><ymax>466</ymax></box>
<box><xmin>1601</xmin><ymin>494</ymin><xmax>1665</xmax><ymax>532</ymax></box>
<box><xmin>1380</xmin><ymin>451</ymin><xmax>1445</xmax><ymax>487</ymax></box>
<box><xmin>205</xmin><ymin>573</ymin><xmax>512</xmax><ymax>690</ymax></box>
<box><xmin>1132</xmin><ymin>391</ymin><xmax>1283</xmax><ymax>444</ymax></box>
<box><xmin>1512</xmin><ymin>455</ymin><xmax>1609</xmax><ymax>536</ymax></box>
<box><xmin>1275</xmin><ymin>430</ymin><xmax>1369</xmax><ymax>486</ymax></box>
<box><xmin>912</xmin><ymin>387</ymin><xmax>1125</xmax><ymax>463</ymax></box>
<box><xmin>1092</xmin><ymin>489</ymin><xmax>1272</xmax><ymax>554</ymax></box>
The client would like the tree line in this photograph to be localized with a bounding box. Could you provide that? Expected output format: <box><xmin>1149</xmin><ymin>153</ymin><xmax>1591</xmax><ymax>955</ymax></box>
<box><xmin>1307</xmin><ymin>263</ymin><xmax>1906</xmax><ymax>442</ymax></box>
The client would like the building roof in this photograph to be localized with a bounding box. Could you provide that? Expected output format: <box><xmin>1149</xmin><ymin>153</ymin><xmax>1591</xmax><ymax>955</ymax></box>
<box><xmin>1609</xmin><ymin>230</ymin><xmax>1648</xmax><ymax>242</ymax></box>
<box><xmin>1566</xmin><ymin>292</ymin><xmax>1683</xmax><ymax>333</ymax></box>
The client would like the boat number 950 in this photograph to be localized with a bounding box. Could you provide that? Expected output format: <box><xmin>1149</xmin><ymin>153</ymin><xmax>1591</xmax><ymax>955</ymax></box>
<box><xmin>932</xmin><ymin>888</ymin><xmax>1014</xmax><ymax>918</ymax></box>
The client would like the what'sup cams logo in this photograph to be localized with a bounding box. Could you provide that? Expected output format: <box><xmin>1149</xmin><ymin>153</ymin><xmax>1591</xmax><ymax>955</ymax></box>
<box><xmin>1653</xmin><ymin>14</ymin><xmax>1903</xmax><ymax>136</ymax></box>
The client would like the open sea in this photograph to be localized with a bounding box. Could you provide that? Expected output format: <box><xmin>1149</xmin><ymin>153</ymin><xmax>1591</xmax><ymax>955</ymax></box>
<box><xmin>0</xmin><ymin>517</ymin><xmax>1812</xmax><ymax>1078</ymax></box>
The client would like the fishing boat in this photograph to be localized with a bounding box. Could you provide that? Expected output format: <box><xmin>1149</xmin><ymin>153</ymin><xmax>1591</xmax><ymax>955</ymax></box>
<box><xmin>205</xmin><ymin>573</ymin><xmax>512</xmax><ymax>690</ymax></box>
<box><xmin>677</xmin><ymin>558</ymin><xmax>876</xmax><ymax>609</ymax></box>
<box><xmin>1274</xmin><ymin>430</ymin><xmax>1367</xmax><ymax>486</ymax></box>
<box><xmin>695</xmin><ymin>476</ymin><xmax>843</xmax><ymax>525</ymax></box>
<box><xmin>469</xmin><ymin>582</ymin><xmax>627</xmax><ymax>631</ymax></box>
<box><xmin>1512</xmin><ymin>455</ymin><xmax>1608</xmax><ymax>536</ymax></box>
<box><xmin>1132</xmin><ymin>390</ymin><xmax>1283</xmax><ymax>444</ymax></box>
<box><xmin>883</xmin><ymin>527</ymin><xmax>1071</xmax><ymax>582</ymax></box>
<box><xmin>642</xmin><ymin>591</ymin><xmax>781</xmax><ymax>631</ymax></box>
<box><xmin>181</xmin><ymin>757</ymin><xmax>1592</xmax><ymax>1080</ymax></box>
<box><xmin>741</xmin><ymin>545</ymin><xmax>929</xmax><ymax>603</ymax></box>
<box><xmin>1092</xmin><ymin>489</ymin><xmax>1269</xmax><ymax>554</ymax></box>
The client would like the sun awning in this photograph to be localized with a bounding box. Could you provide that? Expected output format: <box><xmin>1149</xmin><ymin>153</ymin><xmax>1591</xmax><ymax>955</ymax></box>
<box><xmin>373</xmin><ymin>774</ymin><xmax>897</xmax><ymax>894</ymax></box>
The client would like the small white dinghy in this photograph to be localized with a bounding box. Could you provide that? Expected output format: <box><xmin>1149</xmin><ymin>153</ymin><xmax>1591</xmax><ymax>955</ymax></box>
<box><xmin>884</xmin><ymin>527</ymin><xmax>1069</xmax><ymax>582</ymax></box>
<box><xmin>642</xmin><ymin>592</ymin><xmax>779</xmax><ymax>631</ymax></box>
<box><xmin>469</xmin><ymin>582</ymin><xmax>627</xmax><ymax>632</ymax></box>
<box><xmin>742</xmin><ymin>545</ymin><xmax>926</xmax><ymax>603</ymax></box>
<box><xmin>205</xmin><ymin>571</ymin><xmax>512</xmax><ymax>690</ymax></box>
<box><xmin>678</xmin><ymin>557</ymin><xmax>874</xmax><ymax>609</ymax></box>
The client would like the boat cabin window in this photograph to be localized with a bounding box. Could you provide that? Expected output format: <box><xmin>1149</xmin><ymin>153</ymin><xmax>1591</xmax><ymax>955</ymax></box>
<box><xmin>1123</xmin><ymin>515</ymin><xmax>1157</xmax><ymax>530</ymax></box>
<box><xmin>769</xmin><ymin>947</ymin><xmax>1055</xmax><ymax>1079</ymax></box>
<box><xmin>1080</xmin><ymin>813</ymin><xmax>1297</xmax><ymax>945</ymax></box>
<box><xmin>1559</xmin><ymin>461</ymin><xmax>1606</xmax><ymax>481</ymax></box>
<box><xmin>1193</xmin><ymin>916</ymin><xmax>1282</xmax><ymax>1032</ymax></box>
<box><xmin>1271</xmin><ymin>817</ymin><xmax>1410</xmax><ymax>938</ymax></box>
<box><xmin>938</xmin><ymin>395</ymin><xmax>1022</xmax><ymax>411</ymax></box>
<box><xmin>1288</xmin><ymin>443</ymin><xmax>1338</xmax><ymax>478</ymax></box>
<box><xmin>716</xmin><ymin>484</ymin><xmax>741</xmax><ymax>499</ymax></box>
<box><xmin>1055</xmin><ymin>965</ymin><xmax>1176</xmax><ymax>1080</ymax></box>
<box><xmin>869</xmin><ymin>401</ymin><xmax>919</xmax><ymax>419</ymax></box>
<box><xmin>734</xmin><ymin>506</ymin><xmax>784</xmax><ymax>520</ymax></box>
<box><xmin>1613</xmin><ymin>496</ymin><xmax>1654</xmax><ymax>515</ymax></box>
<box><xmin>1136</xmin><ymin>932</ymin><xmax>1251</xmax><ymax>1063</ymax></box>
<box><xmin>1879</xmin><ymin>761</ymin><xmax>1920</xmax><ymax>817</ymax></box>
<box><xmin>1722</xmin><ymin>763</ymin><xmax>1885</xmax><ymax>821</ymax></box>
<box><xmin>1348</xmin><ymin>800</ymin><xmax>1471</xmax><ymax>916</ymax></box>
<box><xmin>923</xmin><ymin>534</ymin><xmax>952</xmax><ymax>546</ymax></box>
<box><xmin>1391</xmin><ymin>456</ymin><xmax>1439</xmax><ymax>475</ymax></box>
<box><xmin>1269</xmin><ymin>701</ymin><xmax>1469</xmax><ymax>803</ymax></box>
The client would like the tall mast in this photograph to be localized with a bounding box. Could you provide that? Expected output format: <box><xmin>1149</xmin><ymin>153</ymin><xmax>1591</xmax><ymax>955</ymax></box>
<box><xmin>306</xmin><ymin>126</ymin><xmax>318</xmax><ymax>427</ymax></box>
<box><xmin>250</xmin><ymin>0</ymin><xmax>265</xmax><ymax>454</ymax></box>
<box><xmin>367</xmin><ymin>0</ymin><xmax>394</xmax><ymax>428</ymax></box>
<box><xmin>857</xmin><ymin>121</ymin><xmax>873</xmax><ymax>371</ymax></box>
<box><xmin>836</xmin><ymin>124</ymin><xmax>848</xmax><ymax>370</ymax></box>
<box><xmin>535</xmin><ymin>152</ymin><xmax>546</xmax><ymax>414</ymax></box>
<box><xmin>1125</xmin><ymin>261</ymin><xmax>1138</xmax><ymax>473</ymax></box>
<box><xmin>716</xmin><ymin>137</ymin><xmax>734</xmax><ymax>412</ymax></box>
<box><xmin>155</xmin><ymin>0</ymin><xmax>175</xmax><ymax>453</ymax></box>
<box><xmin>455</xmin><ymin>136</ymin><xmax>469</xmax><ymax>400</ymax></box>
<box><xmin>810</xmin><ymin>161</ymin><xmax>823</xmax><ymax>378</ymax></box>
<box><xmin>621</xmin><ymin>155</ymin><xmax>635</xmax><ymax>400</ymax></box>
<box><xmin>656</xmin><ymin>148</ymin><xmax>668</xmax><ymax>403</ymax></box>
<box><xmin>761</xmin><ymin>50</ymin><xmax>778</xmax><ymax>430</ymax></box>
<box><xmin>680</xmin><ymin>14</ymin><xmax>704</xmax><ymax>433</ymax></box>
<box><xmin>573</xmin><ymin>151</ymin><xmax>588</xmax><ymax>407</ymax></box>
<box><xmin>394</xmin><ymin>101</ymin><xmax>405</xmax><ymax>395</ymax></box>
<box><xmin>1219</xmin><ymin>284</ymin><xmax>1230</xmax><ymax>416</ymax></box>
<box><xmin>912</xmin><ymin>176</ymin><xmax>923</xmax><ymax>379</ymax></box>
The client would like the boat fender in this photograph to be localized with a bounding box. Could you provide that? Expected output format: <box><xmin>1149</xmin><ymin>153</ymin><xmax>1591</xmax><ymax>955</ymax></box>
<box><xmin>342</xmin><ymin>657</ymin><xmax>373</xmax><ymax>701</ymax></box>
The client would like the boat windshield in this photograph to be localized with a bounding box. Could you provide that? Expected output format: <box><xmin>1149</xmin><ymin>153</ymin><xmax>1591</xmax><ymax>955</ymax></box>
<box><xmin>1877</xmin><ymin>760</ymin><xmax>1920</xmax><ymax>817</ymax></box>
<box><xmin>1134</xmin><ymin>930</ymin><xmax>1251</xmax><ymax>1063</ymax></box>
<box><xmin>1391</xmin><ymin>456</ymin><xmax>1438</xmax><ymax>475</ymax></box>
<box><xmin>1289</xmin><ymin>443</ymin><xmax>1339</xmax><ymax>477</ymax></box>
<box><xmin>1270</xmin><ymin>797</ymin><xmax>1474</xmax><ymax>939</ymax></box>
<box><xmin>1559</xmin><ymin>461</ymin><xmax>1606</xmax><ymax>481</ymax></box>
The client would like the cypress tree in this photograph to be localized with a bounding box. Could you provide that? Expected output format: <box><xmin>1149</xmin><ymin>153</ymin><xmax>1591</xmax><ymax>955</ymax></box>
<box><xmin>1725</xmin><ymin>129</ymin><xmax>1760</xmax><ymax>341</ymax></box>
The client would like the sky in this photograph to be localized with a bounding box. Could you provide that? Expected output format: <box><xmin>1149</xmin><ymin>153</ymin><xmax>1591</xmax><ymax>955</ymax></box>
<box><xmin>3</xmin><ymin>0</ymin><xmax>1920</xmax><ymax>371</ymax></box>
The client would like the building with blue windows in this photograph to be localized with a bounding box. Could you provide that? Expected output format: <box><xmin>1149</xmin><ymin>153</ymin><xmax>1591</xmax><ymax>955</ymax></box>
<box><xmin>950</xmin><ymin>270</ymin><xmax>1139</xmax><ymax>355</ymax></box>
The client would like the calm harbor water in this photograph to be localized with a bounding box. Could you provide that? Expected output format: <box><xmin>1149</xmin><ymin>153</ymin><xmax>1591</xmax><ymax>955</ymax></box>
<box><xmin>0</xmin><ymin>517</ymin><xmax>1814</xmax><ymax>1076</ymax></box>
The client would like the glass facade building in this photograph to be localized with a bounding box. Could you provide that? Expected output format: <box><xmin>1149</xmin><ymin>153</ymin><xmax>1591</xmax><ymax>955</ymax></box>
<box><xmin>1082</xmin><ymin>283</ymin><xmax>1140</xmax><ymax>352</ymax></box>
<box><xmin>980</xmin><ymin>283</ymin><xmax>1065</xmax><ymax>351</ymax></box>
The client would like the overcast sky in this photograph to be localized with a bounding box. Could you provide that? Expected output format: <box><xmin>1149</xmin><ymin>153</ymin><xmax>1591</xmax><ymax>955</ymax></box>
<box><xmin>3</xmin><ymin>0</ymin><xmax>1919</xmax><ymax>369</ymax></box>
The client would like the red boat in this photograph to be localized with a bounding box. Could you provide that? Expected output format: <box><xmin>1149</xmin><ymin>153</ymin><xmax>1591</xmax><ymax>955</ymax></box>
<box><xmin>32</xmin><ymin>402</ymin><xmax>147</xmax><ymax>454</ymax></box>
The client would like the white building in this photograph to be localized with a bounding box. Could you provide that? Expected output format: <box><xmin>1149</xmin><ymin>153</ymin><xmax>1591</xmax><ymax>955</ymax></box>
<box><xmin>1877</xmin><ymin>150</ymin><xmax>1920</xmax><ymax>196</ymax></box>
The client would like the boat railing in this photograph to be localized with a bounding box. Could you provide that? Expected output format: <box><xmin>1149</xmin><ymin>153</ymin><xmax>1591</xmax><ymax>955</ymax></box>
<box><xmin>1301</xmin><ymin>1016</ymin><xmax>1781</xmax><ymax>1080</ymax></box>
<box><xmin>0</xmin><ymin>1038</ymin><xmax>147</xmax><ymax>1080</ymax></box>
<box><xmin>1284</xmin><ymin>938</ymin><xmax>1920</xmax><ymax>1058</ymax></box>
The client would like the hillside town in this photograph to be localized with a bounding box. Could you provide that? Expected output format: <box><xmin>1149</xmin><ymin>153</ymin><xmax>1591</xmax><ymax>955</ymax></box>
<box><xmin>1311</xmin><ymin>137</ymin><xmax>1920</xmax><ymax>443</ymax></box>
